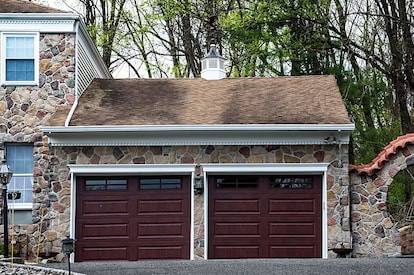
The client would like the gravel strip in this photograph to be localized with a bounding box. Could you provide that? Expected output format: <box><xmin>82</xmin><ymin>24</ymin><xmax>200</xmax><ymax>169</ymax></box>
<box><xmin>0</xmin><ymin>262</ymin><xmax>85</xmax><ymax>275</ymax></box>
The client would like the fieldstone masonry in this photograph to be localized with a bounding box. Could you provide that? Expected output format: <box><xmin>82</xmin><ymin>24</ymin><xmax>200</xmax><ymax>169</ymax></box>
<box><xmin>1</xmin><ymin>32</ymin><xmax>409</xmax><ymax>260</ymax></box>
<box><xmin>400</xmin><ymin>225</ymin><xmax>414</xmax><ymax>255</ymax></box>
<box><xmin>0</xmin><ymin>33</ymin><xmax>75</xmax><ymax>260</ymax></box>
<box><xmin>45</xmin><ymin>144</ymin><xmax>350</xmax><ymax>259</ymax></box>
<box><xmin>350</xmin><ymin>144</ymin><xmax>414</xmax><ymax>257</ymax></box>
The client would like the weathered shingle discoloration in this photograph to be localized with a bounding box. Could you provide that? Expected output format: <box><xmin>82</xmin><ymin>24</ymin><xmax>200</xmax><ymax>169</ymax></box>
<box><xmin>47</xmin><ymin>75</ymin><xmax>352</xmax><ymax>126</ymax></box>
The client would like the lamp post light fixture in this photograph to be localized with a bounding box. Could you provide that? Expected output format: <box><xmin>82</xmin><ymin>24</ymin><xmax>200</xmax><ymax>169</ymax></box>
<box><xmin>0</xmin><ymin>160</ymin><xmax>13</xmax><ymax>258</ymax></box>
<box><xmin>62</xmin><ymin>236</ymin><xmax>75</xmax><ymax>274</ymax></box>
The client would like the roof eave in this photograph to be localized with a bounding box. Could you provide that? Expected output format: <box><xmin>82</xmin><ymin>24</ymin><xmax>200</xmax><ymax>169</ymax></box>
<box><xmin>0</xmin><ymin>13</ymin><xmax>79</xmax><ymax>20</ymax></box>
<box><xmin>42</xmin><ymin>124</ymin><xmax>355</xmax><ymax>132</ymax></box>
<box><xmin>42</xmin><ymin>124</ymin><xmax>355</xmax><ymax>146</ymax></box>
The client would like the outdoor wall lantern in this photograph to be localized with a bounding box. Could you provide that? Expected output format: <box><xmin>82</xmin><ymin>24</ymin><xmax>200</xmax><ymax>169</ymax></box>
<box><xmin>62</xmin><ymin>236</ymin><xmax>75</xmax><ymax>274</ymax></box>
<box><xmin>7</xmin><ymin>191</ymin><xmax>21</xmax><ymax>200</ymax></box>
<box><xmin>194</xmin><ymin>164</ymin><xmax>204</xmax><ymax>194</ymax></box>
<box><xmin>0</xmin><ymin>160</ymin><xmax>13</xmax><ymax>258</ymax></box>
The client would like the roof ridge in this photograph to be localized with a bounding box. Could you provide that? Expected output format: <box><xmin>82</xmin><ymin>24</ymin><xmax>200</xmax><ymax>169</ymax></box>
<box><xmin>107</xmin><ymin>75</ymin><xmax>335</xmax><ymax>81</ymax></box>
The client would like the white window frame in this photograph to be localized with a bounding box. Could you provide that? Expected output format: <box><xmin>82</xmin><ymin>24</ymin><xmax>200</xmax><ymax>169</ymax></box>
<box><xmin>0</xmin><ymin>32</ymin><xmax>39</xmax><ymax>86</ymax></box>
<box><xmin>6</xmin><ymin>144</ymin><xmax>34</xmax><ymax>211</ymax></box>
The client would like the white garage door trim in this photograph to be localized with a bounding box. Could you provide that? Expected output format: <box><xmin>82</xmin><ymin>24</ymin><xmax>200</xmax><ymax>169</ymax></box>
<box><xmin>202</xmin><ymin>163</ymin><xmax>329</xmax><ymax>259</ymax></box>
<box><xmin>68</xmin><ymin>163</ymin><xmax>329</xmax><ymax>261</ymax></box>
<box><xmin>68</xmin><ymin>164</ymin><xmax>196</xmax><ymax>262</ymax></box>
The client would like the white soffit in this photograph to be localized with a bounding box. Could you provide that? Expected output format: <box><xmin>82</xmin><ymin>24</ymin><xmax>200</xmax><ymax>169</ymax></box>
<box><xmin>42</xmin><ymin>124</ymin><xmax>355</xmax><ymax>146</ymax></box>
<box><xmin>0</xmin><ymin>14</ymin><xmax>78</xmax><ymax>32</ymax></box>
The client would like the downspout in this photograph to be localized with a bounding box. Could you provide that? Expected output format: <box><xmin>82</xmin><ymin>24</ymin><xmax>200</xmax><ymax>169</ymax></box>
<box><xmin>65</xmin><ymin>97</ymin><xmax>78</xmax><ymax>127</ymax></box>
<box><xmin>65</xmin><ymin>19</ymin><xmax>80</xmax><ymax>127</ymax></box>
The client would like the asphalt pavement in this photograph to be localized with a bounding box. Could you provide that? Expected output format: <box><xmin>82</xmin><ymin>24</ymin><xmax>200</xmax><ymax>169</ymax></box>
<box><xmin>43</xmin><ymin>257</ymin><xmax>414</xmax><ymax>275</ymax></box>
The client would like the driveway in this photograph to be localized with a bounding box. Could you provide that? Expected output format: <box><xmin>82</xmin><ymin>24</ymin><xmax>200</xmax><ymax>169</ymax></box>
<box><xmin>44</xmin><ymin>257</ymin><xmax>414</xmax><ymax>275</ymax></box>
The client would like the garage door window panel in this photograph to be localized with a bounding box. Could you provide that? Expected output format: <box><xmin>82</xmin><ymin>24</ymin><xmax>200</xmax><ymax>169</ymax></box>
<box><xmin>85</xmin><ymin>179</ymin><xmax>127</xmax><ymax>191</ymax></box>
<box><xmin>140</xmin><ymin>178</ymin><xmax>181</xmax><ymax>190</ymax></box>
<box><xmin>271</xmin><ymin>176</ymin><xmax>313</xmax><ymax>189</ymax></box>
<box><xmin>216</xmin><ymin>176</ymin><xmax>258</xmax><ymax>189</ymax></box>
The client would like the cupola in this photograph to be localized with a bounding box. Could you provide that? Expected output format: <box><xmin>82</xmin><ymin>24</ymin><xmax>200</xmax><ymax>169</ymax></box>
<box><xmin>201</xmin><ymin>41</ymin><xmax>226</xmax><ymax>80</ymax></box>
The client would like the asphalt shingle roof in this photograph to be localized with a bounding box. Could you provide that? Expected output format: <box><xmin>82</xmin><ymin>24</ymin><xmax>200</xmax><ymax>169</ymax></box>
<box><xmin>47</xmin><ymin>75</ymin><xmax>352</xmax><ymax>127</ymax></box>
<box><xmin>0</xmin><ymin>0</ymin><xmax>68</xmax><ymax>13</ymax></box>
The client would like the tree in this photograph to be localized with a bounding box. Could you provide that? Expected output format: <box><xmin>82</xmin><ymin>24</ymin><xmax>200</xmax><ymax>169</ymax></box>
<box><xmin>79</xmin><ymin>0</ymin><xmax>128</xmax><ymax>70</ymax></box>
<box><xmin>46</xmin><ymin>0</ymin><xmax>414</xmax><ymax>213</ymax></box>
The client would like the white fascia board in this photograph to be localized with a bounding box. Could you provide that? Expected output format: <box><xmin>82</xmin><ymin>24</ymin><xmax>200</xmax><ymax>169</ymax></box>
<box><xmin>42</xmin><ymin>124</ymin><xmax>355</xmax><ymax>133</ymax></box>
<box><xmin>77</xmin><ymin>20</ymin><xmax>111</xmax><ymax>78</ymax></box>
<box><xmin>0</xmin><ymin>14</ymin><xmax>78</xmax><ymax>32</ymax></box>
<box><xmin>43</xmin><ymin>124</ymin><xmax>354</xmax><ymax>146</ymax></box>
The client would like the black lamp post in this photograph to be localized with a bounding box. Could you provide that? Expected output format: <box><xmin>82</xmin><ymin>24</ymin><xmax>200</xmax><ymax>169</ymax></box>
<box><xmin>0</xmin><ymin>160</ymin><xmax>13</xmax><ymax>258</ymax></box>
<box><xmin>62</xmin><ymin>236</ymin><xmax>75</xmax><ymax>274</ymax></box>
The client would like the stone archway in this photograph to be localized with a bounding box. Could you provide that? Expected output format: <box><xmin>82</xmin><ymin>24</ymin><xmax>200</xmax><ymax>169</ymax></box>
<box><xmin>349</xmin><ymin>134</ymin><xmax>414</xmax><ymax>257</ymax></box>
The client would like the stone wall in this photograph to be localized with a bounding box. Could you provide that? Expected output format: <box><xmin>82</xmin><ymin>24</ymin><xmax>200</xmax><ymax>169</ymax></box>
<box><xmin>400</xmin><ymin>225</ymin><xmax>414</xmax><ymax>255</ymax></box>
<box><xmin>350</xmin><ymin>145</ymin><xmax>414</xmax><ymax>257</ymax></box>
<box><xmin>0</xmin><ymin>33</ymin><xmax>76</xmax><ymax>260</ymax></box>
<box><xmin>42</xmin><ymin>143</ymin><xmax>350</xmax><ymax>259</ymax></box>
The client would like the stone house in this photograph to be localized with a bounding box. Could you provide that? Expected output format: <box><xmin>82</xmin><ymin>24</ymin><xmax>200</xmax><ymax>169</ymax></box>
<box><xmin>2</xmin><ymin>0</ymin><xmax>409</xmax><ymax>264</ymax></box>
<box><xmin>42</xmin><ymin>71</ymin><xmax>355</xmax><ymax>261</ymax></box>
<box><xmin>0</xmin><ymin>0</ymin><xmax>110</xmax><ymax>259</ymax></box>
<box><xmin>1</xmin><ymin>0</ymin><xmax>356</xmax><ymax>262</ymax></box>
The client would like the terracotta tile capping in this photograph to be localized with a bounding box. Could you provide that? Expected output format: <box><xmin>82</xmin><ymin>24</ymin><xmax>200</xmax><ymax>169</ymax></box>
<box><xmin>349</xmin><ymin>133</ymin><xmax>414</xmax><ymax>176</ymax></box>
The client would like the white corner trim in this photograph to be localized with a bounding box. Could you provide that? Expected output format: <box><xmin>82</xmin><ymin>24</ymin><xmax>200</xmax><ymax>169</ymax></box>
<box><xmin>76</xmin><ymin>20</ymin><xmax>111</xmax><ymax>79</ymax></box>
<box><xmin>69</xmin><ymin>169</ymin><xmax>76</xmax><ymax>263</ymax></box>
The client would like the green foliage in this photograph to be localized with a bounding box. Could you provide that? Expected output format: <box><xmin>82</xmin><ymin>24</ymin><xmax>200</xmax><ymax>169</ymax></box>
<box><xmin>334</xmin><ymin>67</ymin><xmax>401</xmax><ymax>164</ymax></box>
<box><xmin>388</xmin><ymin>171</ymin><xmax>414</xmax><ymax>223</ymax></box>
<box><xmin>0</xmin><ymin>242</ymin><xmax>19</xmax><ymax>257</ymax></box>
<box><xmin>220</xmin><ymin>0</ymin><xmax>338</xmax><ymax>77</ymax></box>
<box><xmin>353</xmin><ymin>124</ymin><xmax>401</xmax><ymax>165</ymax></box>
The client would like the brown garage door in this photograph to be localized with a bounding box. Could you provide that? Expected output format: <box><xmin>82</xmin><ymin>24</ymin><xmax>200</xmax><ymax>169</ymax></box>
<box><xmin>209</xmin><ymin>175</ymin><xmax>322</xmax><ymax>258</ymax></box>
<box><xmin>75</xmin><ymin>176</ymin><xmax>190</xmax><ymax>261</ymax></box>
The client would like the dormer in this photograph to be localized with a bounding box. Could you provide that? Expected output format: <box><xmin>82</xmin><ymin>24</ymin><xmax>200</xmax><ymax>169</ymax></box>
<box><xmin>201</xmin><ymin>43</ymin><xmax>226</xmax><ymax>80</ymax></box>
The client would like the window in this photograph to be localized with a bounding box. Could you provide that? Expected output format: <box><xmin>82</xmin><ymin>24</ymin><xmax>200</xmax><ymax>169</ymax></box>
<box><xmin>216</xmin><ymin>176</ymin><xmax>258</xmax><ymax>189</ymax></box>
<box><xmin>85</xmin><ymin>179</ymin><xmax>127</xmax><ymax>191</ymax></box>
<box><xmin>5</xmin><ymin>144</ymin><xmax>34</xmax><ymax>224</ymax></box>
<box><xmin>1</xmin><ymin>33</ymin><xmax>39</xmax><ymax>85</ymax></box>
<box><xmin>140</xmin><ymin>178</ymin><xmax>182</xmax><ymax>190</ymax></box>
<box><xmin>271</xmin><ymin>176</ymin><xmax>313</xmax><ymax>189</ymax></box>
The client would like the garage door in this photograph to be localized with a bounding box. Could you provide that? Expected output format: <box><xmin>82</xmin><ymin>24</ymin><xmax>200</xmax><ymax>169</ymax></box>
<box><xmin>75</xmin><ymin>176</ymin><xmax>190</xmax><ymax>261</ymax></box>
<box><xmin>209</xmin><ymin>175</ymin><xmax>322</xmax><ymax>258</ymax></box>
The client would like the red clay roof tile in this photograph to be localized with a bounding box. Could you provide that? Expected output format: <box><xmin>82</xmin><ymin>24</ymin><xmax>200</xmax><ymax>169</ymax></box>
<box><xmin>349</xmin><ymin>133</ymin><xmax>414</xmax><ymax>175</ymax></box>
